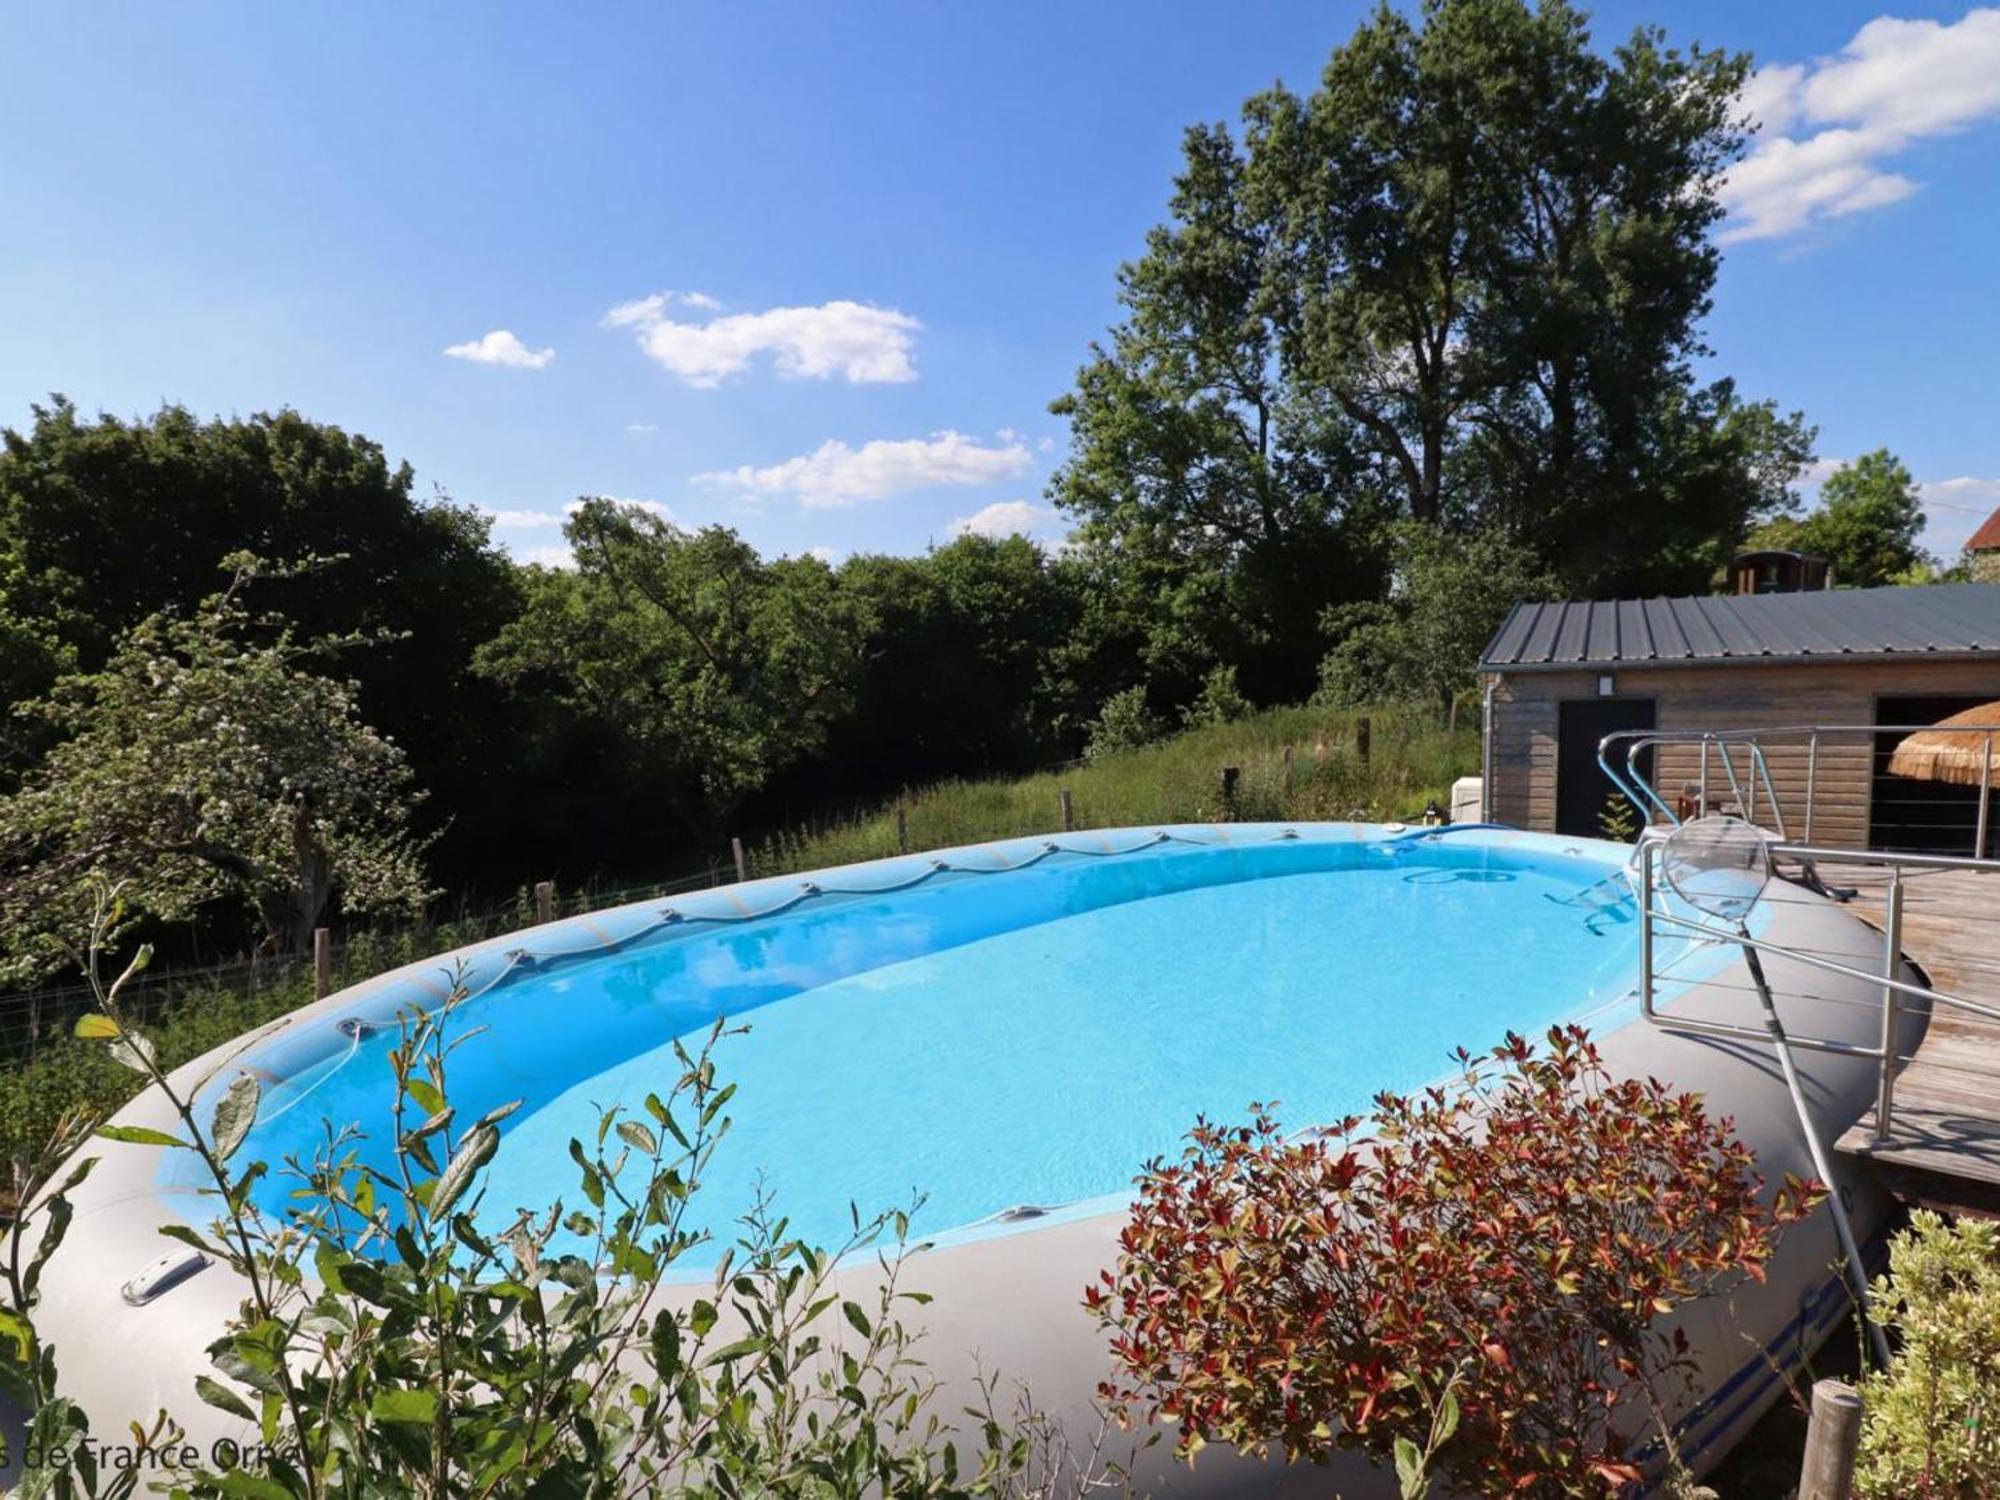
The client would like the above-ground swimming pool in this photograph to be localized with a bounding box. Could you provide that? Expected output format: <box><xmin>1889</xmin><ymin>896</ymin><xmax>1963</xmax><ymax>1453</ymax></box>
<box><xmin>44</xmin><ymin>822</ymin><xmax>1911</xmax><ymax>1496</ymax></box>
<box><xmin>186</xmin><ymin>825</ymin><xmax>1664</xmax><ymax>1260</ymax></box>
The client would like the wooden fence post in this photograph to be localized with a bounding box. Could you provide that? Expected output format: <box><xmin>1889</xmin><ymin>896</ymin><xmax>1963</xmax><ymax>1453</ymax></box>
<box><xmin>533</xmin><ymin>880</ymin><xmax>554</xmax><ymax>925</ymax></box>
<box><xmin>1798</xmin><ymin>1379</ymin><xmax>1863</xmax><ymax>1500</ymax></box>
<box><xmin>313</xmin><ymin>927</ymin><xmax>333</xmax><ymax>1000</ymax></box>
<box><xmin>1356</xmin><ymin>716</ymin><xmax>1371</xmax><ymax>765</ymax></box>
<box><xmin>1219</xmin><ymin>765</ymin><xmax>1240</xmax><ymax>819</ymax></box>
<box><xmin>1314</xmin><ymin>730</ymin><xmax>1328</xmax><ymax>763</ymax></box>
<box><xmin>896</xmin><ymin>805</ymin><xmax>909</xmax><ymax>853</ymax></box>
<box><xmin>1282</xmin><ymin>745</ymin><xmax>1295</xmax><ymax>800</ymax></box>
<box><xmin>730</xmin><ymin>836</ymin><xmax>748</xmax><ymax>884</ymax></box>
<box><xmin>1059</xmin><ymin>788</ymin><xmax>1075</xmax><ymax>832</ymax></box>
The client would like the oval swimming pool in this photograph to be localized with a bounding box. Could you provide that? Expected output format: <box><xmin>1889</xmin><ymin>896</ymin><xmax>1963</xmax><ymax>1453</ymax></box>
<box><xmin>185</xmin><ymin>824</ymin><xmax>1669</xmax><ymax>1258</ymax></box>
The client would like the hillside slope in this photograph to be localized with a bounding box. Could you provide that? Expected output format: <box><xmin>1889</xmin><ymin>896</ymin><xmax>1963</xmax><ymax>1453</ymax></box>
<box><xmin>750</xmin><ymin>703</ymin><xmax>1479</xmax><ymax>876</ymax></box>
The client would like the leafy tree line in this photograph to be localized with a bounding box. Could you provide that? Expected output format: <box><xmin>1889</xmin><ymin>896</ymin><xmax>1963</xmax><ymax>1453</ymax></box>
<box><xmin>0</xmin><ymin>0</ymin><xmax>1957</xmax><ymax>982</ymax></box>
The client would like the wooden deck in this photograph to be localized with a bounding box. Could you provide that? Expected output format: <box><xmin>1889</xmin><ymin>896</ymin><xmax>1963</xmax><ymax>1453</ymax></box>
<box><xmin>1833</xmin><ymin>864</ymin><xmax>2000</xmax><ymax>1218</ymax></box>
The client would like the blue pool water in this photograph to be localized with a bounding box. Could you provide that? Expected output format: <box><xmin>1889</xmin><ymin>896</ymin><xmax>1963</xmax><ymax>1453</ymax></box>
<box><xmin>202</xmin><ymin>828</ymin><xmax>1657</xmax><ymax>1261</ymax></box>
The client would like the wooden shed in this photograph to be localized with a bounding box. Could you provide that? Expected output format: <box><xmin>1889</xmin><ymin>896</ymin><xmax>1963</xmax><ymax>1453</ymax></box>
<box><xmin>1478</xmin><ymin>582</ymin><xmax>2000</xmax><ymax>851</ymax></box>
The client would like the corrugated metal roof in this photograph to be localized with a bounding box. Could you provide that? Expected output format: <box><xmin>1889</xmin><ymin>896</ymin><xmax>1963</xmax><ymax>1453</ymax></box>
<box><xmin>1481</xmin><ymin>582</ymin><xmax>2000</xmax><ymax>670</ymax></box>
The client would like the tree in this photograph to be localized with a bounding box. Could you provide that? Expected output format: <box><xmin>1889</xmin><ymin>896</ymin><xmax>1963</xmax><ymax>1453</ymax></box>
<box><xmin>475</xmin><ymin>501</ymin><xmax>864</xmax><ymax>843</ymax></box>
<box><xmin>0</xmin><ymin>398</ymin><xmax>520</xmax><ymax>881</ymax></box>
<box><xmin>0</xmin><ymin>558</ymin><xmax>433</xmax><ymax>983</ymax></box>
<box><xmin>1051</xmin><ymin>0</ymin><xmax>1812</xmax><ymax>640</ymax></box>
<box><xmin>814</xmin><ymin>535</ymin><xmax>1081</xmax><ymax>796</ymax></box>
<box><xmin>1317</xmin><ymin>523</ymin><xmax>1556</xmax><ymax>715</ymax></box>
<box><xmin>1751</xmin><ymin>449</ymin><xmax>1931</xmax><ymax>589</ymax></box>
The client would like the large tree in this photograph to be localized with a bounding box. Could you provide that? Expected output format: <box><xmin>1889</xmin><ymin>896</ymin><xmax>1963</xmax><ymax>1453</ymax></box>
<box><xmin>1749</xmin><ymin>448</ymin><xmax>1931</xmax><ymax>589</ymax></box>
<box><xmin>476</xmin><ymin>501</ymin><xmax>864</xmax><ymax>844</ymax></box>
<box><xmin>0</xmin><ymin>398</ymin><xmax>521</xmax><ymax>880</ymax></box>
<box><xmin>1052</xmin><ymin>0</ymin><xmax>1811</xmax><ymax>691</ymax></box>
<box><xmin>0</xmin><ymin>558</ymin><xmax>433</xmax><ymax>982</ymax></box>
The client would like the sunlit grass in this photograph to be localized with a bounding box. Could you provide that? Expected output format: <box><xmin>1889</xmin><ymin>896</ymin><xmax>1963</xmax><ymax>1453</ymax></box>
<box><xmin>750</xmin><ymin>702</ymin><xmax>1480</xmax><ymax>876</ymax></box>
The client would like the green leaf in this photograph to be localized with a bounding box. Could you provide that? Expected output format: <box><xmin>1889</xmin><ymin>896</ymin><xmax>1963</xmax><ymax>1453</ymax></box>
<box><xmin>370</xmin><ymin>1387</ymin><xmax>439</xmax><ymax>1424</ymax></box>
<box><xmin>1436</xmin><ymin>1388</ymin><xmax>1459</xmax><ymax>1444</ymax></box>
<box><xmin>196</xmin><ymin>1374</ymin><xmax>257</xmax><ymax>1422</ymax></box>
<box><xmin>689</xmin><ymin>1299</ymin><xmax>718</xmax><ymax>1337</ymax></box>
<box><xmin>73</xmin><ymin>1013</ymin><xmax>120</xmax><ymax>1039</ymax></box>
<box><xmin>431</xmin><ymin>1122</ymin><xmax>499</xmax><ymax>1217</ymax></box>
<box><xmin>211</xmin><ymin>1073</ymin><xmax>261</xmax><ymax>1162</ymax></box>
<box><xmin>406</xmin><ymin>1077</ymin><xmax>446</xmax><ymax>1116</ymax></box>
<box><xmin>841</xmin><ymin>1301</ymin><xmax>873</xmax><ymax>1338</ymax></box>
<box><xmin>97</xmin><ymin>1124</ymin><xmax>187</xmax><ymax>1149</ymax></box>
<box><xmin>616</xmin><ymin>1120</ymin><xmax>658</xmax><ymax>1156</ymax></box>
<box><xmin>1395</xmin><ymin>1435</ymin><xmax>1425</xmax><ymax>1499</ymax></box>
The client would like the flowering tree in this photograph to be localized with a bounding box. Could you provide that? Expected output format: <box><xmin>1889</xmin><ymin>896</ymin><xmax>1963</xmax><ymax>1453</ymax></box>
<box><xmin>0</xmin><ymin>555</ymin><xmax>433</xmax><ymax>982</ymax></box>
<box><xmin>1087</xmin><ymin>1026</ymin><xmax>1819</xmax><ymax>1498</ymax></box>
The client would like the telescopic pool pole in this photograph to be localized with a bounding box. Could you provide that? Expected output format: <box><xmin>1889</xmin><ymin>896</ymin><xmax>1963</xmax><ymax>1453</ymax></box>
<box><xmin>1735</xmin><ymin>936</ymin><xmax>1892</xmax><ymax>1370</ymax></box>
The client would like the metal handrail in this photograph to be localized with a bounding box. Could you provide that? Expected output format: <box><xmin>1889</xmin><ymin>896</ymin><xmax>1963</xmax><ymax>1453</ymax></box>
<box><xmin>1598</xmin><ymin>723</ymin><xmax>2000</xmax><ymax>858</ymax></box>
<box><xmin>1637</xmin><ymin>839</ymin><xmax>2000</xmax><ymax>1142</ymax></box>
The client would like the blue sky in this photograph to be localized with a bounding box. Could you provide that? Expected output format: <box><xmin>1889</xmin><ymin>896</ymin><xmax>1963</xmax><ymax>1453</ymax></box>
<box><xmin>4</xmin><ymin>2</ymin><xmax>1999</xmax><ymax>569</ymax></box>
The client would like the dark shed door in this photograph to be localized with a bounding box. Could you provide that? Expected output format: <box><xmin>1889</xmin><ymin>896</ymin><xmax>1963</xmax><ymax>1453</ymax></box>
<box><xmin>1872</xmin><ymin>696</ymin><xmax>1996</xmax><ymax>855</ymax></box>
<box><xmin>1556</xmin><ymin>698</ymin><xmax>1656</xmax><ymax>838</ymax></box>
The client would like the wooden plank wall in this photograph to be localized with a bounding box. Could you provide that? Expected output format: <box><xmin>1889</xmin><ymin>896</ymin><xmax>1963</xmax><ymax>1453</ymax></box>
<box><xmin>1488</xmin><ymin>659</ymin><xmax>2000</xmax><ymax>845</ymax></box>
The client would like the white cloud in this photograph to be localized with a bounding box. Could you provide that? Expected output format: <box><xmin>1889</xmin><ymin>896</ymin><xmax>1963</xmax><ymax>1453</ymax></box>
<box><xmin>515</xmin><ymin>543</ymin><xmax>576</xmax><ymax>569</ymax></box>
<box><xmin>606</xmin><ymin>293</ymin><xmax>920</xmax><ymax>387</ymax></box>
<box><xmin>946</xmin><ymin>499</ymin><xmax>1062</xmax><ymax>541</ymax></box>
<box><xmin>482</xmin><ymin>507</ymin><xmax>565</xmax><ymax>528</ymax></box>
<box><xmin>1919</xmin><ymin>475</ymin><xmax>2000</xmax><ymax>555</ymax></box>
<box><xmin>804</xmin><ymin>545</ymin><xmax>845</xmax><ymax>565</ymax></box>
<box><xmin>443</xmin><ymin>329</ymin><xmax>556</xmax><ymax>369</ymax></box>
<box><xmin>1723</xmin><ymin>10</ymin><xmax>2000</xmax><ymax>242</ymax></box>
<box><xmin>693</xmin><ymin>431</ymin><xmax>1031</xmax><ymax>509</ymax></box>
<box><xmin>626</xmin><ymin>422</ymin><xmax>659</xmax><ymax>434</ymax></box>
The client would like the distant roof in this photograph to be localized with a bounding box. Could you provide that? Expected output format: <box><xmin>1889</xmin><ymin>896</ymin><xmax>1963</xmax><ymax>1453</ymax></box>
<box><xmin>1481</xmin><ymin>582</ymin><xmax>2000</xmax><ymax>671</ymax></box>
<box><xmin>1967</xmin><ymin>507</ymin><xmax>2000</xmax><ymax>553</ymax></box>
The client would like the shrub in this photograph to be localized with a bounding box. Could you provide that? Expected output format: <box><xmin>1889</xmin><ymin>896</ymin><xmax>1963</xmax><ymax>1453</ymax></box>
<box><xmin>1083</xmin><ymin>686</ymin><xmax>1163</xmax><ymax>764</ymax></box>
<box><xmin>2</xmin><ymin>888</ymin><xmax>1115</xmax><ymax>1498</ymax></box>
<box><xmin>1856</xmin><ymin>1210</ymin><xmax>2000</xmax><ymax>1499</ymax></box>
<box><xmin>1180</xmin><ymin>666</ymin><xmax>1250</xmax><ymax>730</ymax></box>
<box><xmin>1087</xmin><ymin>1025</ymin><xmax>1818</xmax><ymax>1499</ymax></box>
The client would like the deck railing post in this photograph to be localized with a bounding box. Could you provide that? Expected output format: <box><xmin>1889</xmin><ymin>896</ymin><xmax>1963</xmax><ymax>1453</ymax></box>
<box><xmin>1638</xmin><ymin>844</ymin><xmax>1655</xmax><ymax>1023</ymax></box>
<box><xmin>533</xmin><ymin>880</ymin><xmax>554</xmax><ymax>926</ymax></box>
<box><xmin>731</xmin><ymin>836</ymin><xmax>747</xmax><ymax>884</ymax></box>
<box><xmin>1875</xmin><ymin>867</ymin><xmax>1905</xmax><ymax>1143</ymax></box>
<box><xmin>1798</xmin><ymin>1379</ymin><xmax>1864</xmax><ymax>1500</ymax></box>
<box><xmin>313</xmin><ymin>927</ymin><xmax>332</xmax><ymax>1000</ymax></box>
<box><xmin>1804</xmin><ymin>732</ymin><xmax>1818</xmax><ymax>844</ymax></box>
<box><xmin>1979</xmin><ymin>730</ymin><xmax>1994</xmax><ymax>858</ymax></box>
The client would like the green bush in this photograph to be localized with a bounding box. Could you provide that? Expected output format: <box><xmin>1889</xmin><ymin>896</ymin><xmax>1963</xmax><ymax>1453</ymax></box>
<box><xmin>1084</xmin><ymin>686</ymin><xmax>1164</xmax><ymax>764</ymax></box>
<box><xmin>1180</xmin><ymin>666</ymin><xmax>1249</xmax><ymax>730</ymax></box>
<box><xmin>1857</xmin><ymin>1210</ymin><xmax>2000</xmax><ymax>1498</ymax></box>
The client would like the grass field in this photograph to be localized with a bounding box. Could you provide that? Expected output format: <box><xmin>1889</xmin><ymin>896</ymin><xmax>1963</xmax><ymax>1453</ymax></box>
<box><xmin>750</xmin><ymin>702</ymin><xmax>1479</xmax><ymax>875</ymax></box>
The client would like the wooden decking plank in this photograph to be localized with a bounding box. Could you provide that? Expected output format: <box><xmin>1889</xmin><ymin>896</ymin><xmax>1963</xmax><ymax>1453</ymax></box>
<box><xmin>1826</xmin><ymin>864</ymin><xmax>2000</xmax><ymax>1214</ymax></box>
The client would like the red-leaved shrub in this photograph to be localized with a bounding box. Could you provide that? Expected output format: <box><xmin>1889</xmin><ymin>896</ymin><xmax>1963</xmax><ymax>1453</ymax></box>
<box><xmin>1086</xmin><ymin>1025</ymin><xmax>1821</xmax><ymax>1498</ymax></box>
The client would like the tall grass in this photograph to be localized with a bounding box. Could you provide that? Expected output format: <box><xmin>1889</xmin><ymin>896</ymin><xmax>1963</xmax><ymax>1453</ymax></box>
<box><xmin>750</xmin><ymin>702</ymin><xmax>1479</xmax><ymax>875</ymax></box>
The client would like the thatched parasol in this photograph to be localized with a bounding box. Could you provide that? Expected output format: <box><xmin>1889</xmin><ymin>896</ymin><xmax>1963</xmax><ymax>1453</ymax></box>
<box><xmin>1887</xmin><ymin>702</ymin><xmax>2000</xmax><ymax>786</ymax></box>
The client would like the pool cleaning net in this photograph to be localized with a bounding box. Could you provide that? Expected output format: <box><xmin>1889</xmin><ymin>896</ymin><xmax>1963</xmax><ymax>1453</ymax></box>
<box><xmin>1658</xmin><ymin>815</ymin><xmax>1773</xmax><ymax>924</ymax></box>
